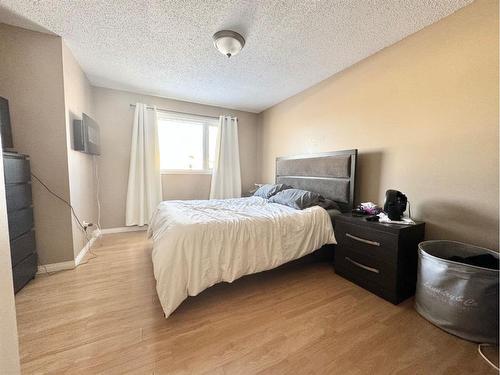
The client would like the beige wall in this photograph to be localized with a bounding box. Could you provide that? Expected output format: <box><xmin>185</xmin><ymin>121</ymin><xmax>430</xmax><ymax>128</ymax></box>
<box><xmin>0</xmin><ymin>23</ymin><xmax>74</xmax><ymax>264</ymax></box>
<box><xmin>162</xmin><ymin>174</ymin><xmax>212</xmax><ymax>201</ymax></box>
<box><xmin>0</xmin><ymin>149</ymin><xmax>20</xmax><ymax>374</ymax></box>
<box><xmin>260</xmin><ymin>0</ymin><xmax>499</xmax><ymax>250</ymax></box>
<box><xmin>62</xmin><ymin>43</ymin><xmax>98</xmax><ymax>258</ymax></box>
<box><xmin>92</xmin><ymin>86</ymin><xmax>260</xmax><ymax>228</ymax></box>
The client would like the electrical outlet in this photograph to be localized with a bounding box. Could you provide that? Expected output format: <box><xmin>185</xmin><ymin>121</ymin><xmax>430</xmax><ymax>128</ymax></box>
<box><xmin>82</xmin><ymin>221</ymin><xmax>94</xmax><ymax>231</ymax></box>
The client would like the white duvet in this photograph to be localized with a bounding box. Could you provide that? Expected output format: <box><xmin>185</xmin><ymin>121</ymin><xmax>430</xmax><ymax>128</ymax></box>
<box><xmin>148</xmin><ymin>196</ymin><xmax>336</xmax><ymax>318</ymax></box>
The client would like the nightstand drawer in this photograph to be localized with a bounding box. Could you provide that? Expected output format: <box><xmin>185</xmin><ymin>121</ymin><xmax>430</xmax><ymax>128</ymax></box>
<box><xmin>335</xmin><ymin>221</ymin><xmax>398</xmax><ymax>264</ymax></box>
<box><xmin>335</xmin><ymin>244</ymin><xmax>396</xmax><ymax>290</ymax></box>
<box><xmin>336</xmin><ymin>261</ymin><xmax>398</xmax><ymax>303</ymax></box>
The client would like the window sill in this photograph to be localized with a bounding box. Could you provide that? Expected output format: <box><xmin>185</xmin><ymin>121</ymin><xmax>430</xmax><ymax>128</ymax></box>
<box><xmin>161</xmin><ymin>169</ymin><xmax>212</xmax><ymax>175</ymax></box>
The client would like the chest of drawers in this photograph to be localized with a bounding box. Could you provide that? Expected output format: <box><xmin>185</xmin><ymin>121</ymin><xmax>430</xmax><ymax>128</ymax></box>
<box><xmin>3</xmin><ymin>152</ymin><xmax>37</xmax><ymax>293</ymax></box>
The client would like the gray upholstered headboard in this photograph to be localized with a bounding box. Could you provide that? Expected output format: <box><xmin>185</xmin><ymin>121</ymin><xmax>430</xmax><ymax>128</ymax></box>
<box><xmin>275</xmin><ymin>149</ymin><xmax>357</xmax><ymax>212</ymax></box>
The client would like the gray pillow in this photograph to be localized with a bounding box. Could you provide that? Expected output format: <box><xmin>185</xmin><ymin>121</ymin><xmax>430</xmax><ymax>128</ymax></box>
<box><xmin>269</xmin><ymin>188</ymin><xmax>321</xmax><ymax>210</ymax></box>
<box><xmin>317</xmin><ymin>198</ymin><xmax>340</xmax><ymax>210</ymax></box>
<box><xmin>253</xmin><ymin>184</ymin><xmax>291</xmax><ymax>199</ymax></box>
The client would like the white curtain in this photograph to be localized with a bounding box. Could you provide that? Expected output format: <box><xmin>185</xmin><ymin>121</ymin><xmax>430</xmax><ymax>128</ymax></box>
<box><xmin>125</xmin><ymin>103</ymin><xmax>162</xmax><ymax>226</ymax></box>
<box><xmin>210</xmin><ymin>115</ymin><xmax>241</xmax><ymax>199</ymax></box>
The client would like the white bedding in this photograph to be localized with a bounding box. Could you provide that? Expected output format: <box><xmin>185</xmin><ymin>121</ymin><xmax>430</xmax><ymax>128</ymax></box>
<box><xmin>148</xmin><ymin>196</ymin><xmax>336</xmax><ymax>318</ymax></box>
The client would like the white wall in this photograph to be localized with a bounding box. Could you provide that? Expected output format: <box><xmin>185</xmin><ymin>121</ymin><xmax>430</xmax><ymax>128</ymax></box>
<box><xmin>62</xmin><ymin>43</ymin><xmax>99</xmax><ymax>258</ymax></box>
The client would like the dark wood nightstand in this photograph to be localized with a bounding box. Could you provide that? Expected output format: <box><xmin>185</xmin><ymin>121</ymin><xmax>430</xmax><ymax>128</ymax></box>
<box><xmin>334</xmin><ymin>214</ymin><xmax>425</xmax><ymax>304</ymax></box>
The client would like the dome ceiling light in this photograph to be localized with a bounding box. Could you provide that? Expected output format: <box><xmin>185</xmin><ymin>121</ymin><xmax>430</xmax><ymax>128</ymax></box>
<box><xmin>213</xmin><ymin>30</ymin><xmax>245</xmax><ymax>58</ymax></box>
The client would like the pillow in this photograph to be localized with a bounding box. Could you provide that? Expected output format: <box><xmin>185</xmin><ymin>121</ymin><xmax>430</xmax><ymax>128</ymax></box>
<box><xmin>317</xmin><ymin>197</ymin><xmax>340</xmax><ymax>210</ymax></box>
<box><xmin>253</xmin><ymin>184</ymin><xmax>291</xmax><ymax>199</ymax></box>
<box><xmin>269</xmin><ymin>188</ymin><xmax>322</xmax><ymax>210</ymax></box>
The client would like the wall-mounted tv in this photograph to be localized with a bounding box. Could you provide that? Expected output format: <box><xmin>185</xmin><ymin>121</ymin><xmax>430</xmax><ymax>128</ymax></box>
<box><xmin>0</xmin><ymin>96</ymin><xmax>14</xmax><ymax>150</ymax></box>
<box><xmin>73</xmin><ymin>113</ymin><xmax>100</xmax><ymax>155</ymax></box>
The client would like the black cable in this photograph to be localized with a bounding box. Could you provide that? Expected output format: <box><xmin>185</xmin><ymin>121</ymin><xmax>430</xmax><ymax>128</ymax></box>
<box><xmin>30</xmin><ymin>172</ymin><xmax>86</xmax><ymax>231</ymax></box>
<box><xmin>31</xmin><ymin>172</ymin><xmax>100</xmax><ymax>276</ymax></box>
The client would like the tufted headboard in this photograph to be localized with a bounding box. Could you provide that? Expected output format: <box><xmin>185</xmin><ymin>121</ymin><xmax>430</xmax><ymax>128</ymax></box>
<box><xmin>275</xmin><ymin>149</ymin><xmax>357</xmax><ymax>212</ymax></box>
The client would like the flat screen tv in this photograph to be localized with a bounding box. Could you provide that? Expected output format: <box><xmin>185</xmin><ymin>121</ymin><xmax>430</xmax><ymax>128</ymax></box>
<box><xmin>0</xmin><ymin>96</ymin><xmax>14</xmax><ymax>149</ymax></box>
<box><xmin>73</xmin><ymin>113</ymin><xmax>100</xmax><ymax>155</ymax></box>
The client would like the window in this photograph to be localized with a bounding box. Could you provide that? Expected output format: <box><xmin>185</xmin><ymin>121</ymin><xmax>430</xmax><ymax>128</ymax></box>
<box><xmin>158</xmin><ymin>112</ymin><xmax>218</xmax><ymax>173</ymax></box>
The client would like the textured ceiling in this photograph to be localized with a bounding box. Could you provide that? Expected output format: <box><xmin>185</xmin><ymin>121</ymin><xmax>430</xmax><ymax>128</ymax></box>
<box><xmin>0</xmin><ymin>0</ymin><xmax>472</xmax><ymax>113</ymax></box>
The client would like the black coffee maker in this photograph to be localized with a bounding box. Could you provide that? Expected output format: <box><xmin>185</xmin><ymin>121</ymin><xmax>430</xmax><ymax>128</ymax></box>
<box><xmin>383</xmin><ymin>190</ymin><xmax>407</xmax><ymax>220</ymax></box>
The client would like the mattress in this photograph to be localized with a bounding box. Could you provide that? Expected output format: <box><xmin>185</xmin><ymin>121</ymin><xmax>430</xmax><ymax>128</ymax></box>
<box><xmin>148</xmin><ymin>196</ymin><xmax>336</xmax><ymax>318</ymax></box>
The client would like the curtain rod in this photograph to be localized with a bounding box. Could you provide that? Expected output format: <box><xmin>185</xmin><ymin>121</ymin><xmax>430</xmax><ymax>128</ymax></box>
<box><xmin>129</xmin><ymin>104</ymin><xmax>236</xmax><ymax>120</ymax></box>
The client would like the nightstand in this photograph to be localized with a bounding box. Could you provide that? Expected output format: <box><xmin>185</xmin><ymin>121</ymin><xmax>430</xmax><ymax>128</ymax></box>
<box><xmin>334</xmin><ymin>214</ymin><xmax>425</xmax><ymax>304</ymax></box>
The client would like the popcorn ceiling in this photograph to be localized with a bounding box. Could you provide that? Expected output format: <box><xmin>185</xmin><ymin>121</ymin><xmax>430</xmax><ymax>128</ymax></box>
<box><xmin>0</xmin><ymin>0</ymin><xmax>472</xmax><ymax>113</ymax></box>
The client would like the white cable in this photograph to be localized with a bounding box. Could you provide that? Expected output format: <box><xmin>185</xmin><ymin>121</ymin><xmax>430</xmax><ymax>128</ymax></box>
<box><xmin>93</xmin><ymin>155</ymin><xmax>102</xmax><ymax>232</ymax></box>
<box><xmin>478</xmin><ymin>343</ymin><xmax>499</xmax><ymax>371</ymax></box>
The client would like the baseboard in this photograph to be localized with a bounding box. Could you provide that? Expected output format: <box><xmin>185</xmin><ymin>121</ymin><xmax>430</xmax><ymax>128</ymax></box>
<box><xmin>74</xmin><ymin>229</ymin><xmax>101</xmax><ymax>266</ymax></box>
<box><xmin>37</xmin><ymin>260</ymin><xmax>75</xmax><ymax>274</ymax></box>
<box><xmin>99</xmin><ymin>226</ymin><xmax>147</xmax><ymax>235</ymax></box>
<box><xmin>37</xmin><ymin>227</ymin><xmax>146</xmax><ymax>274</ymax></box>
<box><xmin>38</xmin><ymin>229</ymin><xmax>102</xmax><ymax>273</ymax></box>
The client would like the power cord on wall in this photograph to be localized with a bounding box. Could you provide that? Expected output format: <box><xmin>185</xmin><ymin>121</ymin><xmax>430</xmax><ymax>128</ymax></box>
<box><xmin>92</xmin><ymin>155</ymin><xmax>102</xmax><ymax>231</ymax></box>
<box><xmin>31</xmin><ymin>173</ymin><xmax>86</xmax><ymax>231</ymax></box>
<box><xmin>31</xmin><ymin>172</ymin><xmax>99</xmax><ymax>275</ymax></box>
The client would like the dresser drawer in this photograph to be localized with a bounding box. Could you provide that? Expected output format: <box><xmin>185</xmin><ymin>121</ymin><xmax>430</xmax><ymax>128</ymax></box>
<box><xmin>8</xmin><ymin>207</ymin><xmax>34</xmax><ymax>240</ymax></box>
<box><xmin>335</xmin><ymin>248</ymin><xmax>398</xmax><ymax>303</ymax></box>
<box><xmin>13</xmin><ymin>252</ymin><xmax>37</xmax><ymax>294</ymax></box>
<box><xmin>3</xmin><ymin>156</ymin><xmax>31</xmax><ymax>184</ymax></box>
<box><xmin>336</xmin><ymin>261</ymin><xmax>398</xmax><ymax>303</ymax></box>
<box><xmin>5</xmin><ymin>183</ymin><xmax>32</xmax><ymax>212</ymax></box>
<box><xmin>336</xmin><ymin>244</ymin><xmax>397</xmax><ymax>288</ymax></box>
<box><xmin>335</xmin><ymin>221</ymin><xmax>399</xmax><ymax>265</ymax></box>
<box><xmin>10</xmin><ymin>230</ymin><xmax>36</xmax><ymax>267</ymax></box>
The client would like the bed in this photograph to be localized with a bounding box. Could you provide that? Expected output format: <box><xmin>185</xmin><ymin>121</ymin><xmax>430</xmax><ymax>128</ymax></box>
<box><xmin>148</xmin><ymin>149</ymin><xmax>357</xmax><ymax>318</ymax></box>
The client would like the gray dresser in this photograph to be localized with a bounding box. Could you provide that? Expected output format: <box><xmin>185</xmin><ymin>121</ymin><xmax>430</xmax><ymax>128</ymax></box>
<box><xmin>3</xmin><ymin>152</ymin><xmax>37</xmax><ymax>293</ymax></box>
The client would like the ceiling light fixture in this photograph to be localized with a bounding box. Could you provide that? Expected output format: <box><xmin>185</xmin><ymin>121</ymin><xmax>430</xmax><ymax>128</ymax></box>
<box><xmin>213</xmin><ymin>30</ymin><xmax>245</xmax><ymax>58</ymax></box>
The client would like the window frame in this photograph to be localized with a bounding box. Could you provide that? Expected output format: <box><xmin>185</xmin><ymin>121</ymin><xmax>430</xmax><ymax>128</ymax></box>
<box><xmin>157</xmin><ymin>111</ymin><xmax>218</xmax><ymax>175</ymax></box>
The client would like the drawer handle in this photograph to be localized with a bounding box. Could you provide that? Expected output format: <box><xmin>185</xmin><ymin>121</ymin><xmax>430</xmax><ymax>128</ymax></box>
<box><xmin>345</xmin><ymin>257</ymin><xmax>380</xmax><ymax>274</ymax></box>
<box><xmin>346</xmin><ymin>233</ymin><xmax>380</xmax><ymax>247</ymax></box>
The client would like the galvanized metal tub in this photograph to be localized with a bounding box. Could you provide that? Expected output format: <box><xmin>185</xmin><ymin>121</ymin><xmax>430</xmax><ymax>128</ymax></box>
<box><xmin>415</xmin><ymin>240</ymin><xmax>499</xmax><ymax>344</ymax></box>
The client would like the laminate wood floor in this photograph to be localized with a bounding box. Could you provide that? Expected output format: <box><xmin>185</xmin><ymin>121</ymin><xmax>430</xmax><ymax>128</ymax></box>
<box><xmin>15</xmin><ymin>231</ymin><xmax>497</xmax><ymax>374</ymax></box>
